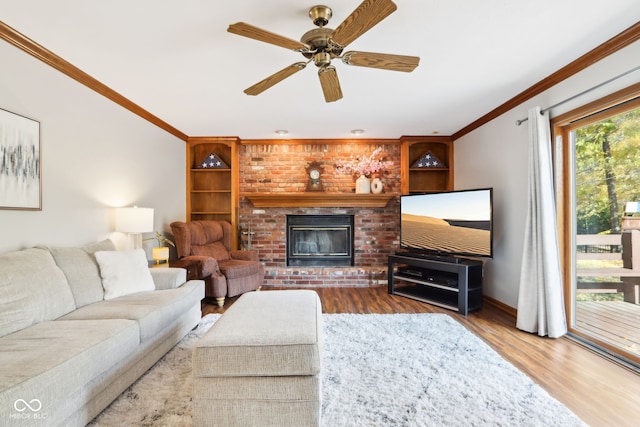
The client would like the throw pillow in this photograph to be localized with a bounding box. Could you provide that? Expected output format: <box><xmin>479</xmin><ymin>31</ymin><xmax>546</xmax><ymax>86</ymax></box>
<box><xmin>95</xmin><ymin>249</ymin><xmax>155</xmax><ymax>300</ymax></box>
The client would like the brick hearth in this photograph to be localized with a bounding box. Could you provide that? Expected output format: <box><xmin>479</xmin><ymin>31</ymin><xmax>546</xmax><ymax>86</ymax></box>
<box><xmin>238</xmin><ymin>142</ymin><xmax>401</xmax><ymax>287</ymax></box>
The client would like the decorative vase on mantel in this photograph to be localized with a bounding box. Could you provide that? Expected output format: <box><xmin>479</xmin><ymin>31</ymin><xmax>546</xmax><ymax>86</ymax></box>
<box><xmin>355</xmin><ymin>175</ymin><xmax>371</xmax><ymax>194</ymax></box>
<box><xmin>371</xmin><ymin>177</ymin><xmax>383</xmax><ymax>194</ymax></box>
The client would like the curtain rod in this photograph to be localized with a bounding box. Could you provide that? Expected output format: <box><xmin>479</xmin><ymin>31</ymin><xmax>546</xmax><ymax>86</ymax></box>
<box><xmin>515</xmin><ymin>64</ymin><xmax>640</xmax><ymax>126</ymax></box>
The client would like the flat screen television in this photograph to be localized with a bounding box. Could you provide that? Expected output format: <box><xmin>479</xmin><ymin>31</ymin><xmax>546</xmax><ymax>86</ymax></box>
<box><xmin>400</xmin><ymin>188</ymin><xmax>493</xmax><ymax>259</ymax></box>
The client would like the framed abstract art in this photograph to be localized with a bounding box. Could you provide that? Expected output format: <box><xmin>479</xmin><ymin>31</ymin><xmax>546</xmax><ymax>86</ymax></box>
<box><xmin>0</xmin><ymin>108</ymin><xmax>41</xmax><ymax>210</ymax></box>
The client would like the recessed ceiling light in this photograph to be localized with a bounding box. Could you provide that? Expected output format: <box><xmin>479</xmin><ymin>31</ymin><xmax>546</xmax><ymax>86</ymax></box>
<box><xmin>275</xmin><ymin>129</ymin><xmax>288</xmax><ymax>135</ymax></box>
<box><xmin>350</xmin><ymin>129</ymin><xmax>364</xmax><ymax>136</ymax></box>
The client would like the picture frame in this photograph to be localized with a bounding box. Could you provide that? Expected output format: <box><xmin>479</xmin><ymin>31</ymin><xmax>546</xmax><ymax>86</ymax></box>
<box><xmin>0</xmin><ymin>108</ymin><xmax>41</xmax><ymax>210</ymax></box>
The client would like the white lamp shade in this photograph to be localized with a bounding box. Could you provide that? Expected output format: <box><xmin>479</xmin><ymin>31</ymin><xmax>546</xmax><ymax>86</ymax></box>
<box><xmin>115</xmin><ymin>207</ymin><xmax>154</xmax><ymax>233</ymax></box>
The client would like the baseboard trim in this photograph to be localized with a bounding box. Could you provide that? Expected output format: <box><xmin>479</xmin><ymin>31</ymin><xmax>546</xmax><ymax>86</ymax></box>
<box><xmin>483</xmin><ymin>295</ymin><xmax>517</xmax><ymax>318</ymax></box>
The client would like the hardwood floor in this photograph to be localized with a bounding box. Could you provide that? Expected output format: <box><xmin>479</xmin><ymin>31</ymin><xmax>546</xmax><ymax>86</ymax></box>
<box><xmin>202</xmin><ymin>286</ymin><xmax>640</xmax><ymax>427</ymax></box>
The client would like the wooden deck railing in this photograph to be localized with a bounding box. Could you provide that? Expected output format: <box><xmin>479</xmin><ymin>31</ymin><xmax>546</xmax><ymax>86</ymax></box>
<box><xmin>576</xmin><ymin>230</ymin><xmax>640</xmax><ymax>304</ymax></box>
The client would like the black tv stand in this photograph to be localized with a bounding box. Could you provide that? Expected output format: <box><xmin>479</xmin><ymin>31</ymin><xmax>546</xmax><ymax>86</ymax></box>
<box><xmin>395</xmin><ymin>251</ymin><xmax>461</xmax><ymax>264</ymax></box>
<box><xmin>388</xmin><ymin>254</ymin><xmax>483</xmax><ymax>315</ymax></box>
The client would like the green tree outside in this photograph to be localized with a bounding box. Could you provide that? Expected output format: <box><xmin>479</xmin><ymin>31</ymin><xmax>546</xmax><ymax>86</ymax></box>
<box><xmin>574</xmin><ymin>107</ymin><xmax>640</xmax><ymax>302</ymax></box>
<box><xmin>575</xmin><ymin>107</ymin><xmax>640</xmax><ymax>235</ymax></box>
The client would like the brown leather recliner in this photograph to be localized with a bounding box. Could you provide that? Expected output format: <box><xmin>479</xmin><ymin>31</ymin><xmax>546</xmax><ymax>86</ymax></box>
<box><xmin>170</xmin><ymin>220</ymin><xmax>264</xmax><ymax>307</ymax></box>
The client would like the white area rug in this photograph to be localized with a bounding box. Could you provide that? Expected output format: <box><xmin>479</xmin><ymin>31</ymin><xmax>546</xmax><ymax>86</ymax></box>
<box><xmin>90</xmin><ymin>313</ymin><xmax>586</xmax><ymax>426</ymax></box>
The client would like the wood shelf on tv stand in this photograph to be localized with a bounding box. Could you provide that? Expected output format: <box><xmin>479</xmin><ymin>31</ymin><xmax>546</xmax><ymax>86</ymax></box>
<box><xmin>242</xmin><ymin>192</ymin><xmax>397</xmax><ymax>208</ymax></box>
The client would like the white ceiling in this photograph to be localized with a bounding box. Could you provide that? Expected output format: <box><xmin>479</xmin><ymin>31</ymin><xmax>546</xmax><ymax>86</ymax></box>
<box><xmin>1</xmin><ymin>0</ymin><xmax>639</xmax><ymax>139</ymax></box>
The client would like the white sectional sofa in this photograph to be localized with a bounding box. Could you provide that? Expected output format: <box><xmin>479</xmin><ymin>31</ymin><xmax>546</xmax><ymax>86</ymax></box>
<box><xmin>0</xmin><ymin>239</ymin><xmax>205</xmax><ymax>426</ymax></box>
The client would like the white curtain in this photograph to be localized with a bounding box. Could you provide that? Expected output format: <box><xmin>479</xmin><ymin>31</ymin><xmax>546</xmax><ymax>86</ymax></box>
<box><xmin>516</xmin><ymin>107</ymin><xmax>567</xmax><ymax>338</ymax></box>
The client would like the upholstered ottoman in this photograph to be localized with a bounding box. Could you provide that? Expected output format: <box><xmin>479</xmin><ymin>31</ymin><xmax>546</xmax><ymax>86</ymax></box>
<box><xmin>193</xmin><ymin>290</ymin><xmax>323</xmax><ymax>427</ymax></box>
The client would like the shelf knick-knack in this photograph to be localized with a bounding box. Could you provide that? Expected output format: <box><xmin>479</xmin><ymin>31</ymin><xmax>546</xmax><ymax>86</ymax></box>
<box><xmin>197</xmin><ymin>152</ymin><xmax>229</xmax><ymax>169</ymax></box>
<box><xmin>412</xmin><ymin>151</ymin><xmax>444</xmax><ymax>168</ymax></box>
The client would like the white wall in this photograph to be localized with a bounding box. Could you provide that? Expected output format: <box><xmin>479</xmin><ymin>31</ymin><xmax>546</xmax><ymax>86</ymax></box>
<box><xmin>0</xmin><ymin>41</ymin><xmax>187</xmax><ymax>256</ymax></box>
<box><xmin>454</xmin><ymin>40</ymin><xmax>640</xmax><ymax>308</ymax></box>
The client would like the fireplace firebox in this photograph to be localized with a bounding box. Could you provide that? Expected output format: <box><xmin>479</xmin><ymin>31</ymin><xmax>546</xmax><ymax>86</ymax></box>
<box><xmin>286</xmin><ymin>215</ymin><xmax>355</xmax><ymax>266</ymax></box>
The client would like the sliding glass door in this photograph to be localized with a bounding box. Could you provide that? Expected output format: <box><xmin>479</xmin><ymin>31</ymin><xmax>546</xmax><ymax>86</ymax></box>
<box><xmin>555</xmin><ymin>87</ymin><xmax>640</xmax><ymax>368</ymax></box>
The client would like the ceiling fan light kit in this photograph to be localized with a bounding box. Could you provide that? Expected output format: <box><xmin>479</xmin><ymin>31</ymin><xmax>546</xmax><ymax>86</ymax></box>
<box><xmin>227</xmin><ymin>0</ymin><xmax>420</xmax><ymax>103</ymax></box>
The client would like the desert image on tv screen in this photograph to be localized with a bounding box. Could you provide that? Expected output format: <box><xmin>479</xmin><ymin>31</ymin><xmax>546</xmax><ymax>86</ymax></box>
<box><xmin>401</xmin><ymin>190</ymin><xmax>491</xmax><ymax>257</ymax></box>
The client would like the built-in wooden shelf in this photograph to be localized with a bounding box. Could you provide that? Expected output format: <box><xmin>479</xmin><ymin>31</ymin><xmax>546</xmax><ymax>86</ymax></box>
<box><xmin>243</xmin><ymin>192</ymin><xmax>397</xmax><ymax>208</ymax></box>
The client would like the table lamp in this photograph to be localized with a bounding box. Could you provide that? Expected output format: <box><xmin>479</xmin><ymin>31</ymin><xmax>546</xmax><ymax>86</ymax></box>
<box><xmin>115</xmin><ymin>206</ymin><xmax>154</xmax><ymax>249</ymax></box>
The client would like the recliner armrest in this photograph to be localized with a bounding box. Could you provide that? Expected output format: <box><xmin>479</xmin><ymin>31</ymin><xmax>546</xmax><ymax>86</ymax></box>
<box><xmin>178</xmin><ymin>255</ymin><xmax>221</xmax><ymax>277</ymax></box>
<box><xmin>230</xmin><ymin>250</ymin><xmax>259</xmax><ymax>261</ymax></box>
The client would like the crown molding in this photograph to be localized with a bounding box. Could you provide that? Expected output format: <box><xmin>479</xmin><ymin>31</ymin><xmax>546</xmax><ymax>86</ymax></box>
<box><xmin>0</xmin><ymin>20</ymin><xmax>188</xmax><ymax>142</ymax></box>
<box><xmin>2</xmin><ymin>18</ymin><xmax>638</xmax><ymax>143</ymax></box>
<box><xmin>452</xmin><ymin>21</ymin><xmax>640</xmax><ymax>140</ymax></box>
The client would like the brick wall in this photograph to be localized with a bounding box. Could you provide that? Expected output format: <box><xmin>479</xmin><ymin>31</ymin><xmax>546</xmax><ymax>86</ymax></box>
<box><xmin>240</xmin><ymin>142</ymin><xmax>400</xmax><ymax>193</ymax></box>
<box><xmin>238</xmin><ymin>141</ymin><xmax>401</xmax><ymax>287</ymax></box>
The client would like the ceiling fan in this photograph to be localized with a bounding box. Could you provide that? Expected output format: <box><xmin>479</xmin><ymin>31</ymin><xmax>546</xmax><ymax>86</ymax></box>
<box><xmin>227</xmin><ymin>0</ymin><xmax>420</xmax><ymax>103</ymax></box>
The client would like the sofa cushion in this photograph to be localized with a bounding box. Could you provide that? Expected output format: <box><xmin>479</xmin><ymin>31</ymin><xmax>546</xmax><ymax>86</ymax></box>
<box><xmin>44</xmin><ymin>239</ymin><xmax>116</xmax><ymax>307</ymax></box>
<box><xmin>0</xmin><ymin>319</ymin><xmax>139</xmax><ymax>419</ymax></box>
<box><xmin>95</xmin><ymin>249</ymin><xmax>155</xmax><ymax>300</ymax></box>
<box><xmin>58</xmin><ymin>281</ymin><xmax>204</xmax><ymax>343</ymax></box>
<box><xmin>218</xmin><ymin>259</ymin><xmax>263</xmax><ymax>279</ymax></box>
<box><xmin>0</xmin><ymin>248</ymin><xmax>76</xmax><ymax>338</ymax></box>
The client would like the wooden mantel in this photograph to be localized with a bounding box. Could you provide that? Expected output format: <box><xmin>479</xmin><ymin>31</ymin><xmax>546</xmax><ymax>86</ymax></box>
<box><xmin>243</xmin><ymin>192</ymin><xmax>397</xmax><ymax>208</ymax></box>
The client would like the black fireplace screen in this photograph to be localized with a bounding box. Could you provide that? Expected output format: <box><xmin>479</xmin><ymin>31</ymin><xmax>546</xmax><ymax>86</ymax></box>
<box><xmin>287</xmin><ymin>215</ymin><xmax>354</xmax><ymax>266</ymax></box>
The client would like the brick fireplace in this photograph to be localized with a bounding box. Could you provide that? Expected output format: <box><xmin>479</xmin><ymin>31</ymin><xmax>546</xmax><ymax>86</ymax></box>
<box><xmin>238</xmin><ymin>142</ymin><xmax>401</xmax><ymax>288</ymax></box>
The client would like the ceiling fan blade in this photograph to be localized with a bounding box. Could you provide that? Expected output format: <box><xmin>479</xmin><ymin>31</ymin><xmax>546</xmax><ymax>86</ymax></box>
<box><xmin>228</xmin><ymin>22</ymin><xmax>309</xmax><ymax>51</ymax></box>
<box><xmin>318</xmin><ymin>66</ymin><xmax>343</xmax><ymax>103</ymax></box>
<box><xmin>244</xmin><ymin>63</ymin><xmax>307</xmax><ymax>96</ymax></box>
<box><xmin>342</xmin><ymin>51</ymin><xmax>420</xmax><ymax>72</ymax></box>
<box><xmin>330</xmin><ymin>0</ymin><xmax>397</xmax><ymax>48</ymax></box>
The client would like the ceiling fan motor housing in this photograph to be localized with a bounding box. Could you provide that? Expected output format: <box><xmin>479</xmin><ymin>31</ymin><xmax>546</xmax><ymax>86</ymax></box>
<box><xmin>300</xmin><ymin>28</ymin><xmax>343</xmax><ymax>63</ymax></box>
